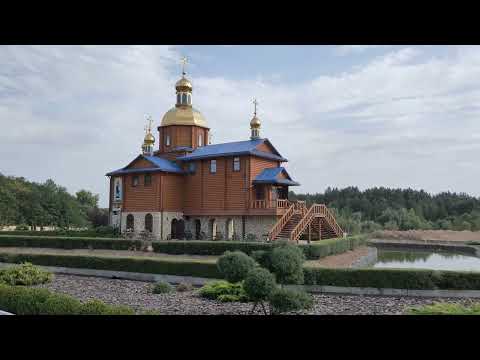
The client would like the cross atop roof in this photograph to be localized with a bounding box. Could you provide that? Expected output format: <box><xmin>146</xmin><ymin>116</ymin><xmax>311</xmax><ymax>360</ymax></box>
<box><xmin>253</xmin><ymin>98</ymin><xmax>258</xmax><ymax>116</ymax></box>
<box><xmin>181</xmin><ymin>56</ymin><xmax>188</xmax><ymax>76</ymax></box>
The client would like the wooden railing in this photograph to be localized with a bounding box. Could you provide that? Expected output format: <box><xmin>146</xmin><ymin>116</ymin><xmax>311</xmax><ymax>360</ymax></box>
<box><xmin>289</xmin><ymin>204</ymin><xmax>344</xmax><ymax>242</ymax></box>
<box><xmin>250</xmin><ymin>199</ymin><xmax>291</xmax><ymax>209</ymax></box>
<box><xmin>267</xmin><ymin>202</ymin><xmax>295</xmax><ymax>240</ymax></box>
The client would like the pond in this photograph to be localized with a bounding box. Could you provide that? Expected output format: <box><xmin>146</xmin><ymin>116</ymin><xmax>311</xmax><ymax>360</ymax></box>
<box><xmin>372</xmin><ymin>249</ymin><xmax>480</xmax><ymax>272</ymax></box>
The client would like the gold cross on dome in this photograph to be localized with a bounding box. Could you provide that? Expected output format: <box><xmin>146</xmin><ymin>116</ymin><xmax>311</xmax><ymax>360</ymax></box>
<box><xmin>144</xmin><ymin>115</ymin><xmax>153</xmax><ymax>133</ymax></box>
<box><xmin>180</xmin><ymin>56</ymin><xmax>188</xmax><ymax>76</ymax></box>
<box><xmin>253</xmin><ymin>98</ymin><xmax>258</xmax><ymax>116</ymax></box>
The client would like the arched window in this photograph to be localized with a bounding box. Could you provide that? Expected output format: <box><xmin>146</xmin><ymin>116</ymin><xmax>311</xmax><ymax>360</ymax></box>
<box><xmin>198</xmin><ymin>134</ymin><xmax>203</xmax><ymax>147</ymax></box>
<box><xmin>145</xmin><ymin>213</ymin><xmax>153</xmax><ymax>233</ymax></box>
<box><xmin>177</xmin><ymin>93</ymin><xmax>181</xmax><ymax>104</ymax></box>
<box><xmin>194</xmin><ymin>219</ymin><xmax>201</xmax><ymax>240</ymax></box>
<box><xmin>187</xmin><ymin>94</ymin><xmax>191</xmax><ymax>105</ymax></box>
<box><xmin>209</xmin><ymin>219</ymin><xmax>217</xmax><ymax>240</ymax></box>
<box><xmin>171</xmin><ymin>219</ymin><xmax>177</xmax><ymax>239</ymax></box>
<box><xmin>166</xmin><ymin>134</ymin><xmax>171</xmax><ymax>146</ymax></box>
<box><xmin>182</xmin><ymin>93</ymin><xmax>187</xmax><ymax>104</ymax></box>
<box><xmin>126</xmin><ymin>214</ymin><xmax>134</xmax><ymax>231</ymax></box>
<box><xmin>226</xmin><ymin>218</ymin><xmax>234</xmax><ymax>240</ymax></box>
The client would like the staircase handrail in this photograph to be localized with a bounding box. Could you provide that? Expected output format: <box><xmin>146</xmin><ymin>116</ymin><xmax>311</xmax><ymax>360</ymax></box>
<box><xmin>289</xmin><ymin>203</ymin><xmax>344</xmax><ymax>242</ymax></box>
<box><xmin>267</xmin><ymin>201</ymin><xmax>295</xmax><ymax>241</ymax></box>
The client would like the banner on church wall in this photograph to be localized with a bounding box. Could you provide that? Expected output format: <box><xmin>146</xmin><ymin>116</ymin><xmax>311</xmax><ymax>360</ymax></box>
<box><xmin>113</xmin><ymin>177</ymin><xmax>122</xmax><ymax>202</ymax></box>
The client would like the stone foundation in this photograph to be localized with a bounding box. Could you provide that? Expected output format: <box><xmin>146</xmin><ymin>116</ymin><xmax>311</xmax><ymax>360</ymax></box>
<box><xmin>117</xmin><ymin>211</ymin><xmax>278</xmax><ymax>241</ymax></box>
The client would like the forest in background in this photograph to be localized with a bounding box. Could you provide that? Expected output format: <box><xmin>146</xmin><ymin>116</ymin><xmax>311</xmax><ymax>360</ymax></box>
<box><xmin>2</xmin><ymin>173</ymin><xmax>480</xmax><ymax>235</ymax></box>
<box><xmin>290</xmin><ymin>187</ymin><xmax>480</xmax><ymax>235</ymax></box>
<box><xmin>0</xmin><ymin>173</ymin><xmax>108</xmax><ymax>230</ymax></box>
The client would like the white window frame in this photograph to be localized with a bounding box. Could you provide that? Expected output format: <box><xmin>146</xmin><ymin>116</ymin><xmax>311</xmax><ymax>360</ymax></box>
<box><xmin>233</xmin><ymin>157</ymin><xmax>240</xmax><ymax>172</ymax></box>
<box><xmin>210</xmin><ymin>159</ymin><xmax>217</xmax><ymax>174</ymax></box>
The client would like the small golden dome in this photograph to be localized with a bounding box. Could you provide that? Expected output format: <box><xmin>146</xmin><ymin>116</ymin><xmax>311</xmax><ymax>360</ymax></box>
<box><xmin>144</xmin><ymin>132</ymin><xmax>155</xmax><ymax>144</ymax></box>
<box><xmin>161</xmin><ymin>106</ymin><xmax>208</xmax><ymax>128</ymax></box>
<box><xmin>250</xmin><ymin>115</ymin><xmax>261</xmax><ymax>129</ymax></box>
<box><xmin>175</xmin><ymin>77</ymin><xmax>192</xmax><ymax>92</ymax></box>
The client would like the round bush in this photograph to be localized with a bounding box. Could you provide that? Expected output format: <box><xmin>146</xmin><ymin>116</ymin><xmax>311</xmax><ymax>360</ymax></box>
<box><xmin>152</xmin><ymin>281</ymin><xmax>174</xmax><ymax>294</ymax></box>
<box><xmin>217</xmin><ymin>251</ymin><xmax>257</xmax><ymax>283</ymax></box>
<box><xmin>199</xmin><ymin>281</ymin><xmax>248</xmax><ymax>302</ymax></box>
<box><xmin>243</xmin><ymin>268</ymin><xmax>276</xmax><ymax>302</ymax></box>
<box><xmin>269</xmin><ymin>288</ymin><xmax>313</xmax><ymax>314</ymax></box>
<box><xmin>270</xmin><ymin>244</ymin><xmax>305</xmax><ymax>285</ymax></box>
<box><xmin>0</xmin><ymin>262</ymin><xmax>53</xmax><ymax>286</ymax></box>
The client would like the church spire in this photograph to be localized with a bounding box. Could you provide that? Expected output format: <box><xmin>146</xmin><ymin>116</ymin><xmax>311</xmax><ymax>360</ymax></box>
<box><xmin>250</xmin><ymin>98</ymin><xmax>261</xmax><ymax>140</ymax></box>
<box><xmin>175</xmin><ymin>56</ymin><xmax>193</xmax><ymax>107</ymax></box>
<box><xmin>142</xmin><ymin>115</ymin><xmax>155</xmax><ymax>156</ymax></box>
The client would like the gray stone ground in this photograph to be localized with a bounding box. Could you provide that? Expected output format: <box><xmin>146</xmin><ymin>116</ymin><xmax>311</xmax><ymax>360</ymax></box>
<box><xmin>33</xmin><ymin>274</ymin><xmax>475</xmax><ymax>315</ymax></box>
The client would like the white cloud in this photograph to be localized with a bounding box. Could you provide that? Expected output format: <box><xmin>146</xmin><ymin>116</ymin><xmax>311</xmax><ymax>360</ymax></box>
<box><xmin>334</xmin><ymin>45</ymin><xmax>392</xmax><ymax>56</ymax></box>
<box><xmin>1</xmin><ymin>45</ymin><xmax>480</xmax><ymax>208</ymax></box>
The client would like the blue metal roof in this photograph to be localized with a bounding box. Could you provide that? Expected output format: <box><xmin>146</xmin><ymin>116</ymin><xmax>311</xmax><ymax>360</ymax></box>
<box><xmin>253</xmin><ymin>167</ymin><xmax>300</xmax><ymax>186</ymax></box>
<box><xmin>106</xmin><ymin>155</ymin><xmax>184</xmax><ymax>176</ymax></box>
<box><xmin>177</xmin><ymin>138</ymin><xmax>288</xmax><ymax>162</ymax></box>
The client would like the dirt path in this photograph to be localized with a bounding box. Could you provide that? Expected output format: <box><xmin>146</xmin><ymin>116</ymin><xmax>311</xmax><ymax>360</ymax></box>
<box><xmin>305</xmin><ymin>246</ymin><xmax>371</xmax><ymax>268</ymax></box>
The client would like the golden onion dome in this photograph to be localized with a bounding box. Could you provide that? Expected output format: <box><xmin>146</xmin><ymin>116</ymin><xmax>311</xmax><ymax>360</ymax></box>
<box><xmin>161</xmin><ymin>106</ymin><xmax>208</xmax><ymax>128</ymax></box>
<box><xmin>250</xmin><ymin>115</ymin><xmax>261</xmax><ymax>129</ymax></box>
<box><xmin>175</xmin><ymin>77</ymin><xmax>193</xmax><ymax>92</ymax></box>
<box><xmin>144</xmin><ymin>132</ymin><xmax>155</xmax><ymax>144</ymax></box>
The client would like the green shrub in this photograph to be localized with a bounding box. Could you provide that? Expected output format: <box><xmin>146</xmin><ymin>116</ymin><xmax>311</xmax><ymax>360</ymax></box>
<box><xmin>0</xmin><ymin>262</ymin><xmax>53</xmax><ymax>286</ymax></box>
<box><xmin>303</xmin><ymin>267</ymin><xmax>480</xmax><ymax>290</ymax></box>
<box><xmin>408</xmin><ymin>302</ymin><xmax>480</xmax><ymax>315</ymax></box>
<box><xmin>176</xmin><ymin>282</ymin><xmax>193</xmax><ymax>292</ymax></box>
<box><xmin>217</xmin><ymin>251</ymin><xmax>257</xmax><ymax>283</ymax></box>
<box><xmin>199</xmin><ymin>281</ymin><xmax>248</xmax><ymax>302</ymax></box>
<box><xmin>269</xmin><ymin>288</ymin><xmax>314</xmax><ymax>314</ymax></box>
<box><xmin>0</xmin><ymin>235</ymin><xmax>138</xmax><ymax>250</ymax></box>
<box><xmin>269</xmin><ymin>244</ymin><xmax>305</xmax><ymax>285</ymax></box>
<box><xmin>152</xmin><ymin>240</ymin><xmax>271</xmax><ymax>256</ymax></box>
<box><xmin>152</xmin><ymin>281</ymin><xmax>174</xmax><ymax>294</ymax></box>
<box><xmin>0</xmin><ymin>252</ymin><xmax>221</xmax><ymax>279</ymax></box>
<box><xmin>0</xmin><ymin>284</ymin><xmax>136</xmax><ymax>315</ymax></box>
<box><xmin>251</xmin><ymin>250</ymin><xmax>272</xmax><ymax>271</ymax></box>
<box><xmin>243</xmin><ymin>268</ymin><xmax>276</xmax><ymax>303</ymax></box>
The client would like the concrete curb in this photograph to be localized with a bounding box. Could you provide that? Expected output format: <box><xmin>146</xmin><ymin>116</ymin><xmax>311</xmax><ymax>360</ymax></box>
<box><xmin>369</xmin><ymin>239</ymin><xmax>480</xmax><ymax>256</ymax></box>
<box><xmin>286</xmin><ymin>285</ymin><xmax>480</xmax><ymax>298</ymax></box>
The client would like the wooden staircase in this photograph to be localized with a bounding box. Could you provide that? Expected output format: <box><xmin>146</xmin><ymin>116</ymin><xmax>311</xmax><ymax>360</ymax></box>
<box><xmin>268</xmin><ymin>201</ymin><xmax>344</xmax><ymax>242</ymax></box>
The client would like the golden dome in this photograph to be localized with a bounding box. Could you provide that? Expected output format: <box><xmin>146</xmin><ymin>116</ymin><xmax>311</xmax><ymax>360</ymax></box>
<box><xmin>175</xmin><ymin>77</ymin><xmax>192</xmax><ymax>92</ymax></box>
<box><xmin>250</xmin><ymin>115</ymin><xmax>261</xmax><ymax>129</ymax></box>
<box><xmin>144</xmin><ymin>132</ymin><xmax>155</xmax><ymax>144</ymax></box>
<box><xmin>161</xmin><ymin>106</ymin><xmax>208</xmax><ymax>128</ymax></box>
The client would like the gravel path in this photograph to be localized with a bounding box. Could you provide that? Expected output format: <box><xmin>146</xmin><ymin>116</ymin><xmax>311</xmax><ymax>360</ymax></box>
<box><xmin>33</xmin><ymin>274</ymin><xmax>475</xmax><ymax>315</ymax></box>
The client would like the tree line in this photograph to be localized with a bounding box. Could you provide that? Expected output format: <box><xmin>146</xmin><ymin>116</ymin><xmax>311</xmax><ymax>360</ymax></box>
<box><xmin>289</xmin><ymin>186</ymin><xmax>480</xmax><ymax>234</ymax></box>
<box><xmin>0</xmin><ymin>173</ymin><xmax>108</xmax><ymax>230</ymax></box>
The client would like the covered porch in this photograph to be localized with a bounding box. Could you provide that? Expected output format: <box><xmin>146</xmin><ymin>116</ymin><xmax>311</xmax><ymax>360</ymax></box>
<box><xmin>249</xmin><ymin>167</ymin><xmax>300</xmax><ymax>215</ymax></box>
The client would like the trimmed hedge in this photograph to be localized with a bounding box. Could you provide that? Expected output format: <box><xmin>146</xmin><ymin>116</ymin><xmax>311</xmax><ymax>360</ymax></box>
<box><xmin>303</xmin><ymin>267</ymin><xmax>480</xmax><ymax>290</ymax></box>
<box><xmin>0</xmin><ymin>235</ymin><xmax>367</xmax><ymax>260</ymax></box>
<box><xmin>0</xmin><ymin>284</ymin><xmax>135</xmax><ymax>315</ymax></box>
<box><xmin>0</xmin><ymin>235</ymin><xmax>140</xmax><ymax>250</ymax></box>
<box><xmin>0</xmin><ymin>230</ymin><xmax>119</xmax><ymax>238</ymax></box>
<box><xmin>0</xmin><ymin>252</ymin><xmax>220</xmax><ymax>279</ymax></box>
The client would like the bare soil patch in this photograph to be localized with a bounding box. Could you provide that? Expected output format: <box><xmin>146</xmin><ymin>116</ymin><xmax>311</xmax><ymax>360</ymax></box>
<box><xmin>372</xmin><ymin>230</ymin><xmax>480</xmax><ymax>242</ymax></box>
<box><xmin>305</xmin><ymin>246</ymin><xmax>371</xmax><ymax>268</ymax></box>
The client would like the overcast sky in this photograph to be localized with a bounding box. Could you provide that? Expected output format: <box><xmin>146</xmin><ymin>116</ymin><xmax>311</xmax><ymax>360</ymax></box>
<box><xmin>1</xmin><ymin>45</ymin><xmax>480</xmax><ymax>207</ymax></box>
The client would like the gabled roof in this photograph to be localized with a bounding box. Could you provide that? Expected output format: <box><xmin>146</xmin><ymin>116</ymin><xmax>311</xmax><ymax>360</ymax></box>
<box><xmin>177</xmin><ymin>138</ymin><xmax>287</xmax><ymax>162</ymax></box>
<box><xmin>253</xmin><ymin>167</ymin><xmax>300</xmax><ymax>186</ymax></box>
<box><xmin>105</xmin><ymin>155</ymin><xmax>184</xmax><ymax>176</ymax></box>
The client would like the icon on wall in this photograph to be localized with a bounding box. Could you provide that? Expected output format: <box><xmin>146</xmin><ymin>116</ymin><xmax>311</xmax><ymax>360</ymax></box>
<box><xmin>114</xmin><ymin>177</ymin><xmax>122</xmax><ymax>202</ymax></box>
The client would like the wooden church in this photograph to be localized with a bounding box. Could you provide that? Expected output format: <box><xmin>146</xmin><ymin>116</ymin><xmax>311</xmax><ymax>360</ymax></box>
<box><xmin>106</xmin><ymin>61</ymin><xmax>343</xmax><ymax>242</ymax></box>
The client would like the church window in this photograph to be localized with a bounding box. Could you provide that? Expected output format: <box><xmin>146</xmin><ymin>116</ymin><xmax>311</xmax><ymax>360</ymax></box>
<box><xmin>182</xmin><ymin>93</ymin><xmax>187</xmax><ymax>104</ymax></box>
<box><xmin>177</xmin><ymin>93</ymin><xmax>181</xmax><ymax>104</ymax></box>
<box><xmin>210</xmin><ymin>159</ymin><xmax>217</xmax><ymax>173</ymax></box>
<box><xmin>233</xmin><ymin>157</ymin><xmax>240</xmax><ymax>172</ymax></box>
<box><xmin>144</xmin><ymin>173</ymin><xmax>152</xmax><ymax>186</ymax></box>
<box><xmin>132</xmin><ymin>175</ymin><xmax>139</xmax><ymax>187</ymax></box>
<box><xmin>198</xmin><ymin>133</ymin><xmax>203</xmax><ymax>147</ymax></box>
<box><xmin>145</xmin><ymin>214</ymin><xmax>153</xmax><ymax>233</ymax></box>
<box><xmin>166</xmin><ymin>134</ymin><xmax>171</xmax><ymax>146</ymax></box>
<box><xmin>187</xmin><ymin>94</ymin><xmax>191</xmax><ymax>105</ymax></box>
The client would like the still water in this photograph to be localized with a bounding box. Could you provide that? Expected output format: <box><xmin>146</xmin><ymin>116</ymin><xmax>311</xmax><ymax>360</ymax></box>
<box><xmin>372</xmin><ymin>249</ymin><xmax>480</xmax><ymax>272</ymax></box>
